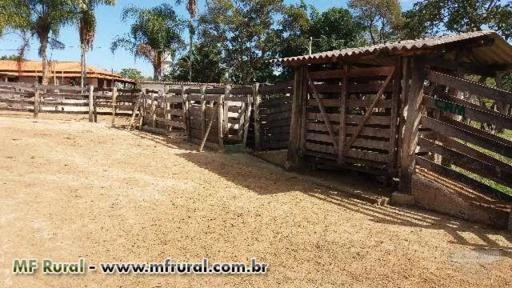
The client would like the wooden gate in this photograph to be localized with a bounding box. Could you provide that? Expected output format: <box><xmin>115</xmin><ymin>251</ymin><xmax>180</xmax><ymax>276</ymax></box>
<box><xmin>302</xmin><ymin>66</ymin><xmax>400</xmax><ymax>176</ymax></box>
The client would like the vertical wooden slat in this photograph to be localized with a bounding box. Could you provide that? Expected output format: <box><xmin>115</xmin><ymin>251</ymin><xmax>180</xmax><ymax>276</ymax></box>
<box><xmin>400</xmin><ymin>57</ymin><xmax>427</xmax><ymax>194</ymax></box>
<box><xmin>337</xmin><ymin>65</ymin><xmax>349</xmax><ymax>164</ymax></box>
<box><xmin>88</xmin><ymin>85</ymin><xmax>94</xmax><ymax>122</ymax></box>
<box><xmin>93</xmin><ymin>88</ymin><xmax>97</xmax><ymax>123</ymax></box>
<box><xmin>111</xmin><ymin>86</ymin><xmax>118</xmax><ymax>127</ymax></box>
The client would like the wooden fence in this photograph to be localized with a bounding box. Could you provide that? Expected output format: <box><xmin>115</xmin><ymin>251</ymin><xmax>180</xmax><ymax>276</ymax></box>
<box><xmin>404</xmin><ymin>69</ymin><xmax>512</xmax><ymax>200</ymax></box>
<box><xmin>0</xmin><ymin>83</ymin><xmax>140</xmax><ymax>122</ymax></box>
<box><xmin>136</xmin><ymin>82</ymin><xmax>292</xmax><ymax>150</ymax></box>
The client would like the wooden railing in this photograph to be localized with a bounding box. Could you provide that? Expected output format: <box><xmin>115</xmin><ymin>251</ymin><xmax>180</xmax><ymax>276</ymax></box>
<box><xmin>409</xmin><ymin>70</ymin><xmax>512</xmax><ymax>200</ymax></box>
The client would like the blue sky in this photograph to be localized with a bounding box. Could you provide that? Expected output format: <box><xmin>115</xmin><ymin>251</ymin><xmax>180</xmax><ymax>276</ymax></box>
<box><xmin>0</xmin><ymin>0</ymin><xmax>417</xmax><ymax>77</ymax></box>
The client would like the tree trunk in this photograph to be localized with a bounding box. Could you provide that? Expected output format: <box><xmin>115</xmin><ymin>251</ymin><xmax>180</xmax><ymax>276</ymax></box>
<box><xmin>188</xmin><ymin>19</ymin><xmax>193</xmax><ymax>82</ymax></box>
<box><xmin>40</xmin><ymin>37</ymin><xmax>49</xmax><ymax>86</ymax></box>
<box><xmin>80</xmin><ymin>44</ymin><xmax>87</xmax><ymax>92</ymax></box>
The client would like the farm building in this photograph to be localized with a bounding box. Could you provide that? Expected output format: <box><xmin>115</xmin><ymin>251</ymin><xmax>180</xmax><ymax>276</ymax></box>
<box><xmin>275</xmin><ymin>30</ymin><xmax>512</xmax><ymax>224</ymax></box>
<box><xmin>0</xmin><ymin>60</ymin><xmax>135</xmax><ymax>88</ymax></box>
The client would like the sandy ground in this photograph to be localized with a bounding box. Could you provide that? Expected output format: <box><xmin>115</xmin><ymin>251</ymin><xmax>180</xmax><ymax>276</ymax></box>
<box><xmin>1</xmin><ymin>112</ymin><xmax>512</xmax><ymax>288</ymax></box>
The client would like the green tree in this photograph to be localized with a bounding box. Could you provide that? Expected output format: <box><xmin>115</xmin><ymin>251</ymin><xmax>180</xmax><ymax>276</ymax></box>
<box><xmin>171</xmin><ymin>42</ymin><xmax>225</xmax><ymax>83</ymax></box>
<box><xmin>111</xmin><ymin>4</ymin><xmax>185</xmax><ymax>81</ymax></box>
<box><xmin>348</xmin><ymin>0</ymin><xmax>402</xmax><ymax>44</ymax></box>
<box><xmin>0</xmin><ymin>55</ymin><xmax>25</xmax><ymax>61</ymax></box>
<box><xmin>198</xmin><ymin>0</ymin><xmax>284</xmax><ymax>84</ymax></box>
<box><xmin>119</xmin><ymin>68</ymin><xmax>144</xmax><ymax>81</ymax></box>
<box><xmin>2</xmin><ymin>0</ymin><xmax>79</xmax><ymax>85</ymax></box>
<box><xmin>77</xmin><ymin>0</ymin><xmax>116</xmax><ymax>90</ymax></box>
<box><xmin>310</xmin><ymin>7</ymin><xmax>366</xmax><ymax>52</ymax></box>
<box><xmin>402</xmin><ymin>0</ymin><xmax>512</xmax><ymax>40</ymax></box>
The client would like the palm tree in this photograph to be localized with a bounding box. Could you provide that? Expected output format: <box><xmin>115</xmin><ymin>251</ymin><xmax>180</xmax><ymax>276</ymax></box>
<box><xmin>77</xmin><ymin>0</ymin><xmax>116</xmax><ymax>91</ymax></box>
<box><xmin>111</xmin><ymin>4</ymin><xmax>185</xmax><ymax>81</ymax></box>
<box><xmin>175</xmin><ymin>0</ymin><xmax>197</xmax><ymax>82</ymax></box>
<box><xmin>2</xmin><ymin>0</ymin><xmax>78</xmax><ymax>86</ymax></box>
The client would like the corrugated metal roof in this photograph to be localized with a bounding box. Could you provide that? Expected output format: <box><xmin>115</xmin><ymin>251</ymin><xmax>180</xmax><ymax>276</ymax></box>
<box><xmin>274</xmin><ymin>31</ymin><xmax>512</xmax><ymax>68</ymax></box>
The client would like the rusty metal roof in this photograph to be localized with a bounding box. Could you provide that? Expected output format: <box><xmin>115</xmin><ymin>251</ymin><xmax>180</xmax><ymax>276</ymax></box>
<box><xmin>275</xmin><ymin>31</ymin><xmax>512</xmax><ymax>68</ymax></box>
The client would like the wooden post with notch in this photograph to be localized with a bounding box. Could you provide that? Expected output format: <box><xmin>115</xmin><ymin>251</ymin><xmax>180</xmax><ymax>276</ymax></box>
<box><xmin>111</xmin><ymin>86</ymin><xmax>118</xmax><ymax>127</ymax></box>
<box><xmin>88</xmin><ymin>85</ymin><xmax>94</xmax><ymax>122</ymax></box>
<box><xmin>400</xmin><ymin>57</ymin><xmax>427</xmax><ymax>194</ymax></box>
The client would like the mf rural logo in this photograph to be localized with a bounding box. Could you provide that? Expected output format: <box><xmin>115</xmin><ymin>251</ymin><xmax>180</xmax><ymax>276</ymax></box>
<box><xmin>12</xmin><ymin>259</ymin><xmax>87</xmax><ymax>275</ymax></box>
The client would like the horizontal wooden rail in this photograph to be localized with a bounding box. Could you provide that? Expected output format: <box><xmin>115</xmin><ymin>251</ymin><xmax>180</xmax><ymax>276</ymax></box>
<box><xmin>428</xmin><ymin>71</ymin><xmax>512</xmax><ymax>105</ymax></box>
<box><xmin>421</xmin><ymin>116</ymin><xmax>512</xmax><ymax>158</ymax></box>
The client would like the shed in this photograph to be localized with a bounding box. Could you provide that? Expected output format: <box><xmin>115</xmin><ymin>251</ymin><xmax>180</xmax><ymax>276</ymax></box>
<box><xmin>274</xmin><ymin>31</ymin><xmax>512</xmax><ymax>197</ymax></box>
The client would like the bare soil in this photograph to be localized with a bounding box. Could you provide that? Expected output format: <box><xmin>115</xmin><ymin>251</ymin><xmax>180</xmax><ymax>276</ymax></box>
<box><xmin>1</xmin><ymin>112</ymin><xmax>512</xmax><ymax>288</ymax></box>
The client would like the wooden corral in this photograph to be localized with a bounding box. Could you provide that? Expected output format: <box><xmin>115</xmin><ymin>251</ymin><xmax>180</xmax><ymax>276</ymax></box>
<box><xmin>276</xmin><ymin>31</ymin><xmax>512</xmax><ymax>202</ymax></box>
<box><xmin>135</xmin><ymin>83</ymin><xmax>293</xmax><ymax>150</ymax></box>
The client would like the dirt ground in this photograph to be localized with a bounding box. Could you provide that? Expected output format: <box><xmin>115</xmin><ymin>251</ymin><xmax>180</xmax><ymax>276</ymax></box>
<box><xmin>1</xmin><ymin>112</ymin><xmax>512</xmax><ymax>288</ymax></box>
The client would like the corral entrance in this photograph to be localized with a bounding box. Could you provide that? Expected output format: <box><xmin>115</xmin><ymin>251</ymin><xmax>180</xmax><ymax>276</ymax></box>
<box><xmin>301</xmin><ymin>65</ymin><xmax>400</xmax><ymax>177</ymax></box>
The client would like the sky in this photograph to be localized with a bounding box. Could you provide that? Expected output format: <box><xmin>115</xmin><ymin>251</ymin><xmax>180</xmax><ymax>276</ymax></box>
<box><xmin>0</xmin><ymin>0</ymin><xmax>418</xmax><ymax>77</ymax></box>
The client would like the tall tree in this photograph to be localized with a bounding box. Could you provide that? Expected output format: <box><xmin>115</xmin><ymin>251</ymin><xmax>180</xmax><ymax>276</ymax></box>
<box><xmin>175</xmin><ymin>0</ymin><xmax>197</xmax><ymax>82</ymax></box>
<box><xmin>348</xmin><ymin>0</ymin><xmax>402</xmax><ymax>44</ymax></box>
<box><xmin>77</xmin><ymin>0</ymin><xmax>116</xmax><ymax>90</ymax></box>
<box><xmin>402</xmin><ymin>0</ymin><xmax>512</xmax><ymax>40</ymax></box>
<box><xmin>198</xmin><ymin>0</ymin><xmax>284</xmax><ymax>84</ymax></box>
<box><xmin>111</xmin><ymin>4</ymin><xmax>185</xmax><ymax>81</ymax></box>
<box><xmin>309</xmin><ymin>7</ymin><xmax>366</xmax><ymax>52</ymax></box>
<box><xmin>2</xmin><ymin>0</ymin><xmax>78</xmax><ymax>85</ymax></box>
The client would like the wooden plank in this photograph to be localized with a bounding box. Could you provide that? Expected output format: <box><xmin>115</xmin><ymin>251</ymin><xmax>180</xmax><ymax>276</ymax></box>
<box><xmin>307</xmin><ymin>133</ymin><xmax>388</xmax><ymax>150</ymax></box>
<box><xmin>309</xmin><ymin>66</ymin><xmax>395</xmax><ymax>80</ymax></box>
<box><xmin>424</xmin><ymin>95</ymin><xmax>512</xmax><ymax>129</ymax></box>
<box><xmin>288</xmin><ymin>66</ymin><xmax>305</xmax><ymax>167</ymax></box>
<box><xmin>422</xmin><ymin>116</ymin><xmax>512</xmax><ymax>158</ymax></box>
<box><xmin>428</xmin><ymin>70</ymin><xmax>512</xmax><ymax>105</ymax></box>
<box><xmin>307</xmin><ymin>123</ymin><xmax>391</xmax><ymax>138</ymax></box>
<box><xmin>345</xmin><ymin>68</ymin><xmax>395</xmax><ymax>152</ymax></box>
<box><xmin>416</xmin><ymin>156</ymin><xmax>511</xmax><ymax>200</ymax></box>
<box><xmin>308</xmin><ymin>98</ymin><xmax>392</xmax><ymax>108</ymax></box>
<box><xmin>345</xmin><ymin>149</ymin><xmax>389</xmax><ymax>163</ymax></box>
<box><xmin>307</xmin><ymin>113</ymin><xmax>391</xmax><ymax>125</ymax></box>
<box><xmin>437</xmin><ymin>134</ymin><xmax>512</xmax><ymax>174</ymax></box>
<box><xmin>389</xmin><ymin>57</ymin><xmax>401</xmax><ymax>166</ymax></box>
<box><xmin>419</xmin><ymin>137</ymin><xmax>512</xmax><ymax>187</ymax></box>
<box><xmin>306</xmin><ymin>70</ymin><xmax>338</xmax><ymax>150</ymax></box>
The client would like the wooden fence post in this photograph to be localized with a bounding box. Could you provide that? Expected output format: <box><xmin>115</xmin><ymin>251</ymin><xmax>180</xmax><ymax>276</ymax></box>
<box><xmin>93</xmin><ymin>87</ymin><xmax>98</xmax><ymax>123</ymax></box>
<box><xmin>337</xmin><ymin>65</ymin><xmax>349</xmax><ymax>164</ymax></box>
<box><xmin>182</xmin><ymin>86</ymin><xmax>190</xmax><ymax>139</ymax></box>
<box><xmin>253</xmin><ymin>84</ymin><xmax>261</xmax><ymax>150</ymax></box>
<box><xmin>200</xmin><ymin>85</ymin><xmax>207</xmax><ymax>139</ymax></box>
<box><xmin>244</xmin><ymin>84</ymin><xmax>256</xmax><ymax>149</ymax></box>
<box><xmin>400</xmin><ymin>57</ymin><xmax>427</xmax><ymax>194</ymax></box>
<box><xmin>88</xmin><ymin>85</ymin><xmax>94</xmax><ymax>122</ymax></box>
<box><xmin>111</xmin><ymin>87</ymin><xmax>118</xmax><ymax>127</ymax></box>
<box><xmin>287</xmin><ymin>66</ymin><xmax>305</xmax><ymax>169</ymax></box>
<box><xmin>218</xmin><ymin>87</ymin><xmax>228</xmax><ymax>150</ymax></box>
<box><xmin>33</xmin><ymin>84</ymin><xmax>40</xmax><ymax>119</ymax></box>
